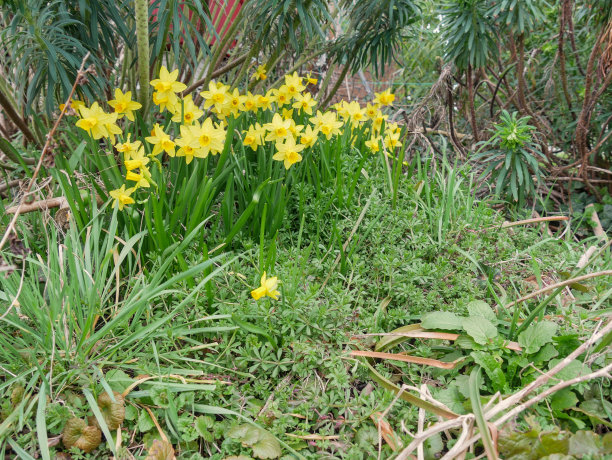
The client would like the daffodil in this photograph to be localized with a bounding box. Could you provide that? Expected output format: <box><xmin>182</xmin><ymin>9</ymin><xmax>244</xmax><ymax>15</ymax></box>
<box><xmin>109</xmin><ymin>184</ymin><xmax>135</xmax><ymax>210</ymax></box>
<box><xmin>175</xmin><ymin>125</ymin><xmax>200</xmax><ymax>164</ymax></box>
<box><xmin>126</xmin><ymin>163</ymin><xmax>151</xmax><ymax>188</ymax></box>
<box><xmin>191</xmin><ymin>118</ymin><xmax>226</xmax><ymax>158</ymax></box>
<box><xmin>264</xmin><ymin>113</ymin><xmax>292</xmax><ymax>142</ymax></box>
<box><xmin>364</xmin><ymin>103</ymin><xmax>378</xmax><ymax>120</ymax></box>
<box><xmin>145</xmin><ymin>124</ymin><xmax>175</xmax><ymax>156</ymax></box>
<box><xmin>384</xmin><ymin>131</ymin><xmax>402</xmax><ymax>150</ymax></box>
<box><xmin>227</xmin><ymin>89</ymin><xmax>246</xmax><ymax>116</ymax></box>
<box><xmin>150</xmin><ymin>66</ymin><xmax>187</xmax><ymax>94</ymax></box>
<box><xmin>201</xmin><ymin>81</ymin><xmax>229</xmax><ymax>113</ymax></box>
<box><xmin>271</xmin><ymin>87</ymin><xmax>291</xmax><ymax>107</ymax></box>
<box><xmin>251</xmin><ymin>65</ymin><xmax>267</xmax><ymax>81</ymax></box>
<box><xmin>310</xmin><ymin>111</ymin><xmax>343</xmax><ymax>140</ymax></box>
<box><xmin>365</xmin><ymin>136</ymin><xmax>381</xmax><ymax>153</ymax></box>
<box><xmin>299</xmin><ymin>125</ymin><xmax>319</xmax><ymax>148</ymax></box>
<box><xmin>171</xmin><ymin>95</ymin><xmax>204</xmax><ymax>125</ymax></box>
<box><xmin>273</xmin><ymin>136</ymin><xmax>305</xmax><ymax>170</ymax></box>
<box><xmin>116</xmin><ymin>134</ymin><xmax>142</xmax><ymax>161</ymax></box>
<box><xmin>284</xmin><ymin>72</ymin><xmax>305</xmax><ymax>98</ymax></box>
<box><xmin>257</xmin><ymin>93</ymin><xmax>273</xmax><ymax>111</ymax></box>
<box><xmin>305</xmin><ymin>72</ymin><xmax>318</xmax><ymax>85</ymax></box>
<box><xmin>243</xmin><ymin>91</ymin><xmax>258</xmax><ymax>112</ymax></box>
<box><xmin>108</xmin><ymin>88</ymin><xmax>142</xmax><ymax>121</ymax></box>
<box><xmin>124</xmin><ymin>146</ymin><xmax>150</xmax><ymax>170</ymax></box>
<box><xmin>345</xmin><ymin>101</ymin><xmax>365</xmax><ymax>126</ymax></box>
<box><xmin>75</xmin><ymin>102</ymin><xmax>121</xmax><ymax>141</ymax></box>
<box><xmin>243</xmin><ymin>123</ymin><xmax>264</xmax><ymax>151</ymax></box>
<box><xmin>373</xmin><ymin>89</ymin><xmax>395</xmax><ymax>106</ymax></box>
<box><xmin>292</xmin><ymin>92</ymin><xmax>316</xmax><ymax>115</ymax></box>
<box><xmin>251</xmin><ymin>272</ymin><xmax>280</xmax><ymax>300</ymax></box>
<box><xmin>60</xmin><ymin>98</ymin><xmax>85</xmax><ymax>113</ymax></box>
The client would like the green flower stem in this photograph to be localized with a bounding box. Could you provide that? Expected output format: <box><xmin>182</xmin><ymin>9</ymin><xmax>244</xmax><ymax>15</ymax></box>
<box><xmin>134</xmin><ymin>0</ymin><xmax>150</xmax><ymax>110</ymax></box>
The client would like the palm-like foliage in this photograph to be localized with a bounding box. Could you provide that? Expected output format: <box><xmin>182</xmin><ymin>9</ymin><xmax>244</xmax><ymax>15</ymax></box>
<box><xmin>0</xmin><ymin>0</ymin><xmax>133</xmax><ymax>115</ymax></box>
<box><xmin>440</xmin><ymin>0</ymin><xmax>497</xmax><ymax>70</ymax></box>
<box><xmin>334</xmin><ymin>0</ymin><xmax>421</xmax><ymax>76</ymax></box>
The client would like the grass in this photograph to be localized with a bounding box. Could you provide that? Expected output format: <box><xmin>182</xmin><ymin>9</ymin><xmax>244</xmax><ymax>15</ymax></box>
<box><xmin>1</xmin><ymin>130</ymin><xmax>610</xmax><ymax>458</ymax></box>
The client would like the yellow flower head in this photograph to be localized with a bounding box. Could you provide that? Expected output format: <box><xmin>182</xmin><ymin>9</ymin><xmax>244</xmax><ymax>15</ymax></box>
<box><xmin>365</xmin><ymin>103</ymin><xmax>378</xmax><ymax>120</ymax></box>
<box><xmin>365</xmin><ymin>136</ymin><xmax>381</xmax><ymax>153</ymax></box>
<box><xmin>310</xmin><ymin>110</ymin><xmax>343</xmax><ymax>140</ymax></box>
<box><xmin>305</xmin><ymin>72</ymin><xmax>318</xmax><ymax>85</ymax></box>
<box><xmin>227</xmin><ymin>88</ymin><xmax>246</xmax><ymax>116</ymax></box>
<box><xmin>264</xmin><ymin>113</ymin><xmax>292</xmax><ymax>143</ymax></box>
<box><xmin>292</xmin><ymin>92</ymin><xmax>316</xmax><ymax>115</ymax></box>
<box><xmin>108</xmin><ymin>88</ymin><xmax>142</xmax><ymax>121</ymax></box>
<box><xmin>251</xmin><ymin>271</ymin><xmax>280</xmax><ymax>300</ymax></box>
<box><xmin>384</xmin><ymin>130</ymin><xmax>402</xmax><ymax>150</ymax></box>
<box><xmin>284</xmin><ymin>72</ymin><xmax>305</xmax><ymax>97</ymax></box>
<box><xmin>190</xmin><ymin>118</ymin><xmax>226</xmax><ymax>158</ymax></box>
<box><xmin>373</xmin><ymin>88</ymin><xmax>395</xmax><ymax>107</ymax></box>
<box><xmin>75</xmin><ymin>102</ymin><xmax>121</xmax><ymax>141</ymax></box>
<box><xmin>60</xmin><ymin>98</ymin><xmax>85</xmax><ymax>114</ymax></box>
<box><xmin>243</xmin><ymin>123</ymin><xmax>264</xmax><ymax>151</ymax></box>
<box><xmin>252</xmin><ymin>65</ymin><xmax>267</xmax><ymax>81</ymax></box>
<box><xmin>244</xmin><ymin>91</ymin><xmax>258</xmax><ymax>112</ymax></box>
<box><xmin>257</xmin><ymin>93</ymin><xmax>273</xmax><ymax>111</ymax></box>
<box><xmin>145</xmin><ymin>123</ymin><xmax>175</xmax><ymax>156</ymax></box>
<box><xmin>271</xmin><ymin>87</ymin><xmax>291</xmax><ymax>107</ymax></box>
<box><xmin>117</xmin><ymin>135</ymin><xmax>143</xmax><ymax>161</ymax></box>
<box><xmin>150</xmin><ymin>66</ymin><xmax>187</xmax><ymax>94</ymax></box>
<box><xmin>175</xmin><ymin>124</ymin><xmax>200</xmax><ymax>164</ymax></box>
<box><xmin>109</xmin><ymin>184</ymin><xmax>135</xmax><ymax>211</ymax></box>
<box><xmin>201</xmin><ymin>81</ymin><xmax>229</xmax><ymax>113</ymax></box>
<box><xmin>272</xmin><ymin>136</ymin><xmax>305</xmax><ymax>170</ymax></box>
<box><xmin>124</xmin><ymin>145</ymin><xmax>150</xmax><ymax>170</ymax></box>
<box><xmin>171</xmin><ymin>95</ymin><xmax>204</xmax><ymax>125</ymax></box>
<box><xmin>300</xmin><ymin>125</ymin><xmax>319</xmax><ymax>148</ymax></box>
<box><xmin>125</xmin><ymin>163</ymin><xmax>151</xmax><ymax>188</ymax></box>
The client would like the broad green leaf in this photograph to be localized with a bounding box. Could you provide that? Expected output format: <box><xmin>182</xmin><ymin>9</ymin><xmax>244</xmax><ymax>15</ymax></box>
<box><xmin>421</xmin><ymin>311</ymin><xmax>463</xmax><ymax>331</ymax></box>
<box><xmin>568</xmin><ymin>430</ymin><xmax>601</xmax><ymax>456</ymax></box>
<box><xmin>518</xmin><ymin>321</ymin><xmax>558</xmax><ymax>354</ymax></box>
<box><xmin>550</xmin><ymin>389</ymin><xmax>578</xmax><ymax>412</ymax></box>
<box><xmin>466</xmin><ymin>300</ymin><xmax>497</xmax><ymax>323</ymax></box>
<box><xmin>251</xmin><ymin>431</ymin><xmax>282</xmax><ymax>459</ymax></box>
<box><xmin>462</xmin><ymin>317</ymin><xmax>498</xmax><ymax>345</ymax></box>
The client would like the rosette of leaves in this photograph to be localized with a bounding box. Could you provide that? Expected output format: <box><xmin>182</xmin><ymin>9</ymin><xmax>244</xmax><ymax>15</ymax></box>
<box><xmin>97</xmin><ymin>391</ymin><xmax>126</xmax><ymax>430</ymax></box>
<box><xmin>62</xmin><ymin>417</ymin><xmax>102</xmax><ymax>453</ymax></box>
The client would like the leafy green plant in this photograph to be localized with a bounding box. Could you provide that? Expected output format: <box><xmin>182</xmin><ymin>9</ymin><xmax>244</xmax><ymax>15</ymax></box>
<box><xmin>474</xmin><ymin>110</ymin><xmax>546</xmax><ymax>205</ymax></box>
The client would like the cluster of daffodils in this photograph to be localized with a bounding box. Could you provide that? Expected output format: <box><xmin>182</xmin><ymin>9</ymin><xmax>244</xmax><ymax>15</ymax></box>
<box><xmin>72</xmin><ymin>64</ymin><xmax>400</xmax><ymax>212</ymax></box>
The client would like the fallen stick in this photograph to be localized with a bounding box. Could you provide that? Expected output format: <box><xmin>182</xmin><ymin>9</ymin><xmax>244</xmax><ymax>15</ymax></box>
<box><xmin>501</xmin><ymin>216</ymin><xmax>569</xmax><ymax>228</ymax></box>
<box><xmin>5</xmin><ymin>197</ymin><xmax>67</xmax><ymax>214</ymax></box>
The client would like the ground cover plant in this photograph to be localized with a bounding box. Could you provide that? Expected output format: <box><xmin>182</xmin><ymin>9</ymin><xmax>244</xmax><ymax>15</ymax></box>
<box><xmin>0</xmin><ymin>1</ymin><xmax>611</xmax><ymax>459</ymax></box>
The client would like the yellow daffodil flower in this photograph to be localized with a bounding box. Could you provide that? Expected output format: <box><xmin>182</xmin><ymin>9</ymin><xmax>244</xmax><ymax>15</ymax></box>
<box><xmin>271</xmin><ymin>87</ymin><xmax>291</xmax><ymax>107</ymax></box>
<box><xmin>365</xmin><ymin>103</ymin><xmax>378</xmax><ymax>120</ymax></box>
<box><xmin>251</xmin><ymin>271</ymin><xmax>280</xmax><ymax>300</ymax></box>
<box><xmin>300</xmin><ymin>125</ymin><xmax>319</xmax><ymax>148</ymax></box>
<box><xmin>125</xmin><ymin>163</ymin><xmax>151</xmax><ymax>188</ymax></box>
<box><xmin>243</xmin><ymin>123</ymin><xmax>264</xmax><ymax>151</ymax></box>
<box><xmin>243</xmin><ymin>91</ymin><xmax>258</xmax><ymax>112</ymax></box>
<box><xmin>284</xmin><ymin>72</ymin><xmax>305</xmax><ymax>98</ymax></box>
<box><xmin>124</xmin><ymin>146</ymin><xmax>150</xmax><ymax>170</ymax></box>
<box><xmin>257</xmin><ymin>93</ymin><xmax>273</xmax><ymax>111</ymax></box>
<box><xmin>201</xmin><ymin>81</ymin><xmax>229</xmax><ymax>113</ymax></box>
<box><xmin>60</xmin><ymin>98</ymin><xmax>85</xmax><ymax>113</ymax></box>
<box><xmin>384</xmin><ymin>131</ymin><xmax>402</xmax><ymax>150</ymax></box>
<box><xmin>305</xmin><ymin>72</ymin><xmax>318</xmax><ymax>85</ymax></box>
<box><xmin>264</xmin><ymin>113</ymin><xmax>292</xmax><ymax>142</ymax></box>
<box><xmin>191</xmin><ymin>118</ymin><xmax>226</xmax><ymax>158</ymax></box>
<box><xmin>273</xmin><ymin>136</ymin><xmax>305</xmax><ymax>170</ymax></box>
<box><xmin>365</xmin><ymin>136</ymin><xmax>381</xmax><ymax>153</ymax></box>
<box><xmin>145</xmin><ymin>123</ymin><xmax>175</xmax><ymax>156</ymax></box>
<box><xmin>292</xmin><ymin>92</ymin><xmax>316</xmax><ymax>115</ymax></box>
<box><xmin>75</xmin><ymin>102</ymin><xmax>121</xmax><ymax>141</ymax></box>
<box><xmin>116</xmin><ymin>134</ymin><xmax>142</xmax><ymax>161</ymax></box>
<box><xmin>373</xmin><ymin>88</ymin><xmax>395</xmax><ymax>106</ymax></box>
<box><xmin>310</xmin><ymin>110</ymin><xmax>343</xmax><ymax>140</ymax></box>
<box><xmin>171</xmin><ymin>95</ymin><xmax>204</xmax><ymax>125</ymax></box>
<box><xmin>251</xmin><ymin>65</ymin><xmax>267</xmax><ymax>81</ymax></box>
<box><xmin>109</xmin><ymin>184</ymin><xmax>135</xmax><ymax>210</ymax></box>
<box><xmin>108</xmin><ymin>88</ymin><xmax>142</xmax><ymax>121</ymax></box>
<box><xmin>150</xmin><ymin>66</ymin><xmax>187</xmax><ymax>94</ymax></box>
<box><xmin>227</xmin><ymin>89</ymin><xmax>246</xmax><ymax>116</ymax></box>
